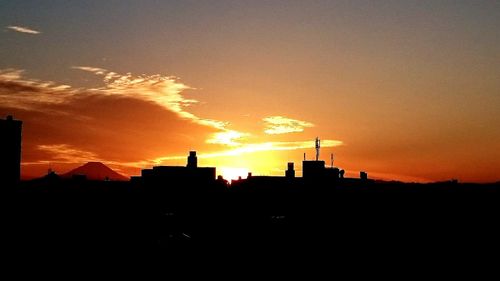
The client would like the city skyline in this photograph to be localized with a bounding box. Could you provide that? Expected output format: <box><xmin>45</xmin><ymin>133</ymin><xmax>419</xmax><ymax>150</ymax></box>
<box><xmin>1</xmin><ymin>1</ymin><xmax>499</xmax><ymax>183</ymax></box>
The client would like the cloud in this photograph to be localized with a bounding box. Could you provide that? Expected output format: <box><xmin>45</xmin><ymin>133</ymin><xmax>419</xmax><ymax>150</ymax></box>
<box><xmin>36</xmin><ymin>144</ymin><xmax>101</xmax><ymax>163</ymax></box>
<box><xmin>26</xmin><ymin>138</ymin><xmax>343</xmax><ymax>176</ymax></box>
<box><xmin>7</xmin><ymin>25</ymin><xmax>41</xmax><ymax>34</ymax></box>
<box><xmin>1</xmin><ymin>66</ymin><xmax>227</xmax><ymax>128</ymax></box>
<box><xmin>206</xmin><ymin>130</ymin><xmax>250</xmax><ymax>146</ymax></box>
<box><xmin>0</xmin><ymin>69</ymin><xmax>74</xmax><ymax>111</ymax></box>
<box><xmin>152</xmin><ymin>139</ymin><xmax>343</xmax><ymax>163</ymax></box>
<box><xmin>72</xmin><ymin>66</ymin><xmax>227</xmax><ymax>129</ymax></box>
<box><xmin>0</xmin><ymin>67</ymin><xmax>232</xmax><ymax>133</ymax></box>
<box><xmin>33</xmin><ymin>144</ymin><xmax>151</xmax><ymax>168</ymax></box>
<box><xmin>263</xmin><ymin>116</ymin><xmax>314</xmax><ymax>134</ymax></box>
<box><xmin>71</xmin><ymin>66</ymin><xmax>107</xmax><ymax>75</ymax></box>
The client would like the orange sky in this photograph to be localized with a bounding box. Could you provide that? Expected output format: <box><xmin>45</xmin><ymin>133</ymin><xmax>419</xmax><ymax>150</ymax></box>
<box><xmin>1</xmin><ymin>65</ymin><xmax>498</xmax><ymax>183</ymax></box>
<box><xmin>1</xmin><ymin>1</ymin><xmax>499</xmax><ymax>183</ymax></box>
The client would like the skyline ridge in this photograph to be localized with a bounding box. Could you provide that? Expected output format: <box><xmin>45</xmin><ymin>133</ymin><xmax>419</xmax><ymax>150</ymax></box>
<box><xmin>3</xmin><ymin>113</ymin><xmax>498</xmax><ymax>184</ymax></box>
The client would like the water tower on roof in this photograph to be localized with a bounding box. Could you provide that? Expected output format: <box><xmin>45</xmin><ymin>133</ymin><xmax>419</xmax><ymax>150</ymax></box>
<box><xmin>187</xmin><ymin>151</ymin><xmax>197</xmax><ymax>168</ymax></box>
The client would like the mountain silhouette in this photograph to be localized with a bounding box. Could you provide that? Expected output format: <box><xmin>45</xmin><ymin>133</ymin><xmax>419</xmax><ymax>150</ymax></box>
<box><xmin>61</xmin><ymin>162</ymin><xmax>129</xmax><ymax>181</ymax></box>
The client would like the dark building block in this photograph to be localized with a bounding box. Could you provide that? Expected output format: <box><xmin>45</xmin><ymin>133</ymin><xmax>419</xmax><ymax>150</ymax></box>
<box><xmin>0</xmin><ymin>115</ymin><xmax>22</xmax><ymax>186</ymax></box>
<box><xmin>302</xmin><ymin>160</ymin><xmax>325</xmax><ymax>179</ymax></box>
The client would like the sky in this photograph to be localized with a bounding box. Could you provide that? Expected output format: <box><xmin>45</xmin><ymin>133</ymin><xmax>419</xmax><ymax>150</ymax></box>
<box><xmin>0</xmin><ymin>0</ymin><xmax>499</xmax><ymax>182</ymax></box>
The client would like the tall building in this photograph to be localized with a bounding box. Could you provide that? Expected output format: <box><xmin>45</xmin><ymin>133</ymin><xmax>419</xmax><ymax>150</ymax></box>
<box><xmin>0</xmin><ymin>115</ymin><xmax>22</xmax><ymax>186</ymax></box>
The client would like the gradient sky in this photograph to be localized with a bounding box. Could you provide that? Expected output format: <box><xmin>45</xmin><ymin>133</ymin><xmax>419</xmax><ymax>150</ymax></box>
<box><xmin>1</xmin><ymin>0</ymin><xmax>499</xmax><ymax>182</ymax></box>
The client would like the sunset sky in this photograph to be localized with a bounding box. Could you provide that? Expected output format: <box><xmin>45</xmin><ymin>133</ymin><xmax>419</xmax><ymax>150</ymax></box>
<box><xmin>1</xmin><ymin>0</ymin><xmax>499</xmax><ymax>182</ymax></box>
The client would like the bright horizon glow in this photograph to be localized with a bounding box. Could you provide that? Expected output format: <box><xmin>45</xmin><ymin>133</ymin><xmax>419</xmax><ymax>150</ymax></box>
<box><xmin>219</xmin><ymin>167</ymin><xmax>249</xmax><ymax>181</ymax></box>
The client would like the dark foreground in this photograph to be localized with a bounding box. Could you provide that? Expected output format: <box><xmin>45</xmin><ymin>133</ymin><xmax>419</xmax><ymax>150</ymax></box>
<box><xmin>3</xmin><ymin>179</ymin><xmax>500</xmax><ymax>266</ymax></box>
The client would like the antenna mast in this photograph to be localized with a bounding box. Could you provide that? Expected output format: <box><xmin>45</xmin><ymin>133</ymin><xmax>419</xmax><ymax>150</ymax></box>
<box><xmin>315</xmin><ymin>137</ymin><xmax>320</xmax><ymax>161</ymax></box>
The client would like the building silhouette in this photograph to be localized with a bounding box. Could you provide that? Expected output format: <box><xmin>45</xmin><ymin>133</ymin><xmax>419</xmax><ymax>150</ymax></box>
<box><xmin>302</xmin><ymin>160</ymin><xmax>326</xmax><ymax>179</ymax></box>
<box><xmin>142</xmin><ymin>165</ymin><xmax>215</xmax><ymax>183</ymax></box>
<box><xmin>140</xmin><ymin>151</ymin><xmax>217</xmax><ymax>192</ymax></box>
<box><xmin>286</xmin><ymin>162</ymin><xmax>295</xmax><ymax>178</ymax></box>
<box><xmin>360</xmin><ymin>171</ymin><xmax>368</xmax><ymax>181</ymax></box>
<box><xmin>0</xmin><ymin>115</ymin><xmax>22</xmax><ymax>186</ymax></box>
<box><xmin>325</xmin><ymin>167</ymin><xmax>340</xmax><ymax>179</ymax></box>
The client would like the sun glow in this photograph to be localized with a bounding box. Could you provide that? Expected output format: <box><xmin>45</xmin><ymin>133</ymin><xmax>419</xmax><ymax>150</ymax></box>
<box><xmin>219</xmin><ymin>167</ymin><xmax>249</xmax><ymax>181</ymax></box>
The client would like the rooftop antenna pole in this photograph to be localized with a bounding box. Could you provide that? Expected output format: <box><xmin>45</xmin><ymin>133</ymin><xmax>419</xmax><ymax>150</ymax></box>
<box><xmin>331</xmin><ymin>153</ymin><xmax>334</xmax><ymax>168</ymax></box>
<box><xmin>315</xmin><ymin>137</ymin><xmax>320</xmax><ymax>161</ymax></box>
<box><xmin>303</xmin><ymin>152</ymin><xmax>306</xmax><ymax>161</ymax></box>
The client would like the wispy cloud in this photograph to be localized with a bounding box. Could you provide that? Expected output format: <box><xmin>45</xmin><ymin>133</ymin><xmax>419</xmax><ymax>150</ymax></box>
<box><xmin>30</xmin><ymin>136</ymin><xmax>342</xmax><ymax>172</ymax></box>
<box><xmin>206</xmin><ymin>130</ymin><xmax>250</xmax><ymax>146</ymax></box>
<box><xmin>151</xmin><ymin>139</ymin><xmax>343</xmax><ymax>164</ymax></box>
<box><xmin>71</xmin><ymin>66</ymin><xmax>107</xmax><ymax>75</ymax></box>
<box><xmin>72</xmin><ymin>65</ymin><xmax>227</xmax><ymax>129</ymax></box>
<box><xmin>1</xmin><ymin>67</ymin><xmax>227</xmax><ymax>129</ymax></box>
<box><xmin>26</xmin><ymin>139</ymin><xmax>342</xmax><ymax>176</ymax></box>
<box><xmin>263</xmin><ymin>116</ymin><xmax>314</xmax><ymax>135</ymax></box>
<box><xmin>30</xmin><ymin>144</ymin><xmax>149</xmax><ymax>175</ymax></box>
<box><xmin>0</xmin><ymin>66</ymin><xmax>239</xmax><ymax>140</ymax></box>
<box><xmin>7</xmin><ymin>25</ymin><xmax>41</xmax><ymax>34</ymax></box>
<box><xmin>0</xmin><ymin>69</ymin><xmax>74</xmax><ymax>111</ymax></box>
<box><xmin>37</xmin><ymin>144</ymin><xmax>101</xmax><ymax>163</ymax></box>
<box><xmin>34</xmin><ymin>144</ymin><xmax>151</xmax><ymax>169</ymax></box>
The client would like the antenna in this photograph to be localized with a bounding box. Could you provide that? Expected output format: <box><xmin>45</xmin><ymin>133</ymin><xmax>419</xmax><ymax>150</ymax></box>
<box><xmin>303</xmin><ymin>152</ymin><xmax>306</xmax><ymax>161</ymax></box>
<box><xmin>331</xmin><ymin>153</ymin><xmax>334</xmax><ymax>168</ymax></box>
<box><xmin>315</xmin><ymin>137</ymin><xmax>320</xmax><ymax>161</ymax></box>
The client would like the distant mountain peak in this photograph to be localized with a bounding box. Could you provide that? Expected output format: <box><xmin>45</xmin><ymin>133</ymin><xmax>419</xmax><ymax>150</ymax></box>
<box><xmin>61</xmin><ymin>162</ymin><xmax>129</xmax><ymax>181</ymax></box>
